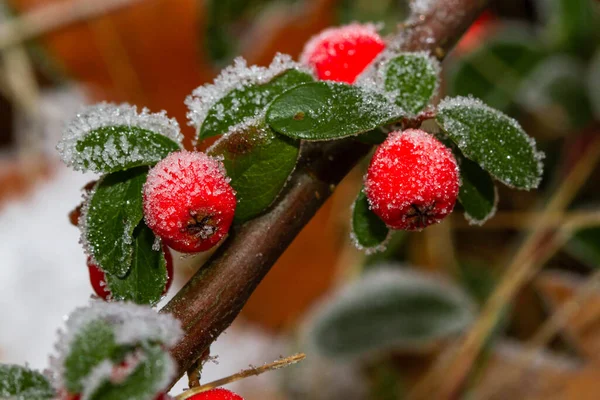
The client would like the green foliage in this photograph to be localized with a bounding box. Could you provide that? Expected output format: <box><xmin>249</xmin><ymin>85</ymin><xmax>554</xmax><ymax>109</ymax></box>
<box><xmin>383</xmin><ymin>52</ymin><xmax>440</xmax><ymax>114</ymax></box>
<box><xmin>266</xmin><ymin>82</ymin><xmax>403</xmax><ymax>140</ymax></box>
<box><xmin>208</xmin><ymin>123</ymin><xmax>300</xmax><ymax>222</ymax></box>
<box><xmin>457</xmin><ymin>154</ymin><xmax>497</xmax><ymax>225</ymax></box>
<box><xmin>73</xmin><ymin>126</ymin><xmax>180</xmax><ymax>174</ymax></box>
<box><xmin>106</xmin><ymin>224</ymin><xmax>168</xmax><ymax>306</ymax></box>
<box><xmin>542</xmin><ymin>0</ymin><xmax>598</xmax><ymax>57</ymax></box>
<box><xmin>436</xmin><ymin>97</ymin><xmax>544</xmax><ymax>190</ymax></box>
<box><xmin>199</xmin><ymin>69</ymin><xmax>314</xmax><ymax>140</ymax></box>
<box><xmin>351</xmin><ymin>190</ymin><xmax>389</xmax><ymax>253</ymax></box>
<box><xmin>307</xmin><ymin>268</ymin><xmax>475</xmax><ymax>359</ymax></box>
<box><xmin>85</xmin><ymin>168</ymin><xmax>147</xmax><ymax>278</ymax></box>
<box><xmin>64</xmin><ymin>320</ymin><xmax>118</xmax><ymax>394</ymax></box>
<box><xmin>0</xmin><ymin>364</ymin><xmax>55</xmax><ymax>400</ymax></box>
<box><xmin>566</xmin><ymin>227</ymin><xmax>600</xmax><ymax>269</ymax></box>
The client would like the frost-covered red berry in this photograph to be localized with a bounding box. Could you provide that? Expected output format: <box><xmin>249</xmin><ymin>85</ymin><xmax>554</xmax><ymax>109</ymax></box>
<box><xmin>188</xmin><ymin>388</ymin><xmax>244</xmax><ymax>400</ymax></box>
<box><xmin>143</xmin><ymin>151</ymin><xmax>236</xmax><ymax>253</ymax></box>
<box><xmin>300</xmin><ymin>23</ymin><xmax>385</xmax><ymax>84</ymax></box>
<box><xmin>87</xmin><ymin>245</ymin><xmax>174</xmax><ymax>300</ymax></box>
<box><xmin>364</xmin><ymin>129</ymin><xmax>459</xmax><ymax>231</ymax></box>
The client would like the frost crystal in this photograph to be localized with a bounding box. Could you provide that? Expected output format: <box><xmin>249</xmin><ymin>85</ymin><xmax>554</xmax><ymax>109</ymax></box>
<box><xmin>57</xmin><ymin>103</ymin><xmax>183</xmax><ymax>172</ymax></box>
<box><xmin>186</xmin><ymin>53</ymin><xmax>310</xmax><ymax>129</ymax></box>
<box><xmin>50</xmin><ymin>301</ymin><xmax>182</xmax><ymax>389</ymax></box>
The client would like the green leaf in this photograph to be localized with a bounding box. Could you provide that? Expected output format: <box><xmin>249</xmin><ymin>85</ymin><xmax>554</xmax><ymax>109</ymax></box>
<box><xmin>73</xmin><ymin>126</ymin><xmax>180</xmax><ymax>173</ymax></box>
<box><xmin>355</xmin><ymin>128</ymin><xmax>388</xmax><ymax>145</ymax></box>
<box><xmin>307</xmin><ymin>268</ymin><xmax>475</xmax><ymax>359</ymax></box>
<box><xmin>199</xmin><ymin>69</ymin><xmax>314</xmax><ymax>140</ymax></box>
<box><xmin>436</xmin><ymin>96</ymin><xmax>543</xmax><ymax>190</ymax></box>
<box><xmin>448</xmin><ymin>27</ymin><xmax>544</xmax><ymax>112</ymax></box>
<box><xmin>64</xmin><ymin>320</ymin><xmax>118</xmax><ymax>394</ymax></box>
<box><xmin>519</xmin><ymin>56</ymin><xmax>594</xmax><ymax>131</ymax></box>
<box><xmin>266</xmin><ymin>82</ymin><xmax>403</xmax><ymax>141</ymax></box>
<box><xmin>85</xmin><ymin>168</ymin><xmax>147</xmax><ymax>278</ymax></box>
<box><xmin>89</xmin><ymin>345</ymin><xmax>173</xmax><ymax>400</ymax></box>
<box><xmin>566</xmin><ymin>227</ymin><xmax>600</xmax><ymax>269</ymax></box>
<box><xmin>208</xmin><ymin>123</ymin><xmax>299</xmax><ymax>222</ymax></box>
<box><xmin>589</xmin><ymin>50</ymin><xmax>600</xmax><ymax>121</ymax></box>
<box><xmin>457</xmin><ymin>154</ymin><xmax>497</xmax><ymax>225</ymax></box>
<box><xmin>383</xmin><ymin>52</ymin><xmax>440</xmax><ymax>114</ymax></box>
<box><xmin>106</xmin><ymin>223</ymin><xmax>167</xmax><ymax>306</ymax></box>
<box><xmin>0</xmin><ymin>365</ymin><xmax>55</xmax><ymax>400</ymax></box>
<box><xmin>351</xmin><ymin>189</ymin><xmax>389</xmax><ymax>253</ymax></box>
<box><xmin>541</xmin><ymin>0</ymin><xmax>598</xmax><ymax>57</ymax></box>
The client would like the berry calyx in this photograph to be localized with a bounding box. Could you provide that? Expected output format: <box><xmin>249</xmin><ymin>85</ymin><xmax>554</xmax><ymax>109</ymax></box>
<box><xmin>300</xmin><ymin>23</ymin><xmax>385</xmax><ymax>84</ymax></box>
<box><xmin>87</xmin><ymin>245</ymin><xmax>174</xmax><ymax>300</ymax></box>
<box><xmin>143</xmin><ymin>151</ymin><xmax>236</xmax><ymax>253</ymax></box>
<box><xmin>188</xmin><ymin>388</ymin><xmax>244</xmax><ymax>400</ymax></box>
<box><xmin>364</xmin><ymin>129</ymin><xmax>459</xmax><ymax>231</ymax></box>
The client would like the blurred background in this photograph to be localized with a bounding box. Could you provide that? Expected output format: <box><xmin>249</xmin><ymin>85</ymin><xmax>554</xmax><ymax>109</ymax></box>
<box><xmin>0</xmin><ymin>0</ymin><xmax>599</xmax><ymax>398</ymax></box>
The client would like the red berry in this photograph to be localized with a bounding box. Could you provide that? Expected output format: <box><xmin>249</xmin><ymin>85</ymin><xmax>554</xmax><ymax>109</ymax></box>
<box><xmin>364</xmin><ymin>129</ymin><xmax>459</xmax><ymax>231</ymax></box>
<box><xmin>300</xmin><ymin>23</ymin><xmax>385</xmax><ymax>84</ymax></box>
<box><xmin>143</xmin><ymin>151</ymin><xmax>236</xmax><ymax>253</ymax></box>
<box><xmin>188</xmin><ymin>388</ymin><xmax>244</xmax><ymax>400</ymax></box>
<box><xmin>87</xmin><ymin>245</ymin><xmax>174</xmax><ymax>300</ymax></box>
<box><xmin>87</xmin><ymin>257</ymin><xmax>111</xmax><ymax>300</ymax></box>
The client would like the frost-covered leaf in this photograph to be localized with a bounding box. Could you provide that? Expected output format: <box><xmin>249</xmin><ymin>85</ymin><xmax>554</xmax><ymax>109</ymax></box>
<box><xmin>83</xmin><ymin>168</ymin><xmax>147</xmax><ymax>278</ymax></box>
<box><xmin>519</xmin><ymin>56</ymin><xmax>594</xmax><ymax>130</ymax></box>
<box><xmin>383</xmin><ymin>52</ymin><xmax>440</xmax><ymax>114</ymax></box>
<box><xmin>448</xmin><ymin>27</ymin><xmax>544</xmax><ymax>112</ymax></box>
<box><xmin>306</xmin><ymin>267</ymin><xmax>475</xmax><ymax>359</ymax></box>
<box><xmin>87</xmin><ymin>345</ymin><xmax>175</xmax><ymax>400</ymax></box>
<box><xmin>55</xmin><ymin>301</ymin><xmax>182</xmax><ymax>395</ymax></box>
<box><xmin>566</xmin><ymin>227</ymin><xmax>600</xmax><ymax>269</ymax></box>
<box><xmin>199</xmin><ymin>69</ymin><xmax>313</xmax><ymax>140</ymax></box>
<box><xmin>266</xmin><ymin>81</ymin><xmax>404</xmax><ymax>140</ymax></box>
<box><xmin>63</xmin><ymin>320</ymin><xmax>118</xmax><ymax>394</ymax></box>
<box><xmin>106</xmin><ymin>224</ymin><xmax>167</xmax><ymax>306</ymax></box>
<box><xmin>186</xmin><ymin>54</ymin><xmax>311</xmax><ymax>129</ymax></box>
<box><xmin>436</xmin><ymin>96</ymin><xmax>544</xmax><ymax>190</ymax></box>
<box><xmin>0</xmin><ymin>364</ymin><xmax>55</xmax><ymax>400</ymax></box>
<box><xmin>208</xmin><ymin>122</ymin><xmax>299</xmax><ymax>222</ymax></box>
<box><xmin>351</xmin><ymin>190</ymin><xmax>389</xmax><ymax>254</ymax></box>
<box><xmin>57</xmin><ymin>103</ymin><xmax>182</xmax><ymax>173</ymax></box>
<box><xmin>457</xmin><ymin>154</ymin><xmax>497</xmax><ymax>225</ymax></box>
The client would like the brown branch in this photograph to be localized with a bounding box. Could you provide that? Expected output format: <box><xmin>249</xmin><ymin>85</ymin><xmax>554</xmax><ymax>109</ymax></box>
<box><xmin>160</xmin><ymin>0</ymin><xmax>489</xmax><ymax>385</ymax></box>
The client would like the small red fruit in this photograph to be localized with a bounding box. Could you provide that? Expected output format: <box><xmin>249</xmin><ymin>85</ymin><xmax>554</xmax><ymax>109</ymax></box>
<box><xmin>188</xmin><ymin>388</ymin><xmax>244</xmax><ymax>400</ymax></box>
<box><xmin>364</xmin><ymin>129</ymin><xmax>459</xmax><ymax>231</ymax></box>
<box><xmin>87</xmin><ymin>245</ymin><xmax>174</xmax><ymax>300</ymax></box>
<box><xmin>300</xmin><ymin>23</ymin><xmax>385</xmax><ymax>84</ymax></box>
<box><xmin>143</xmin><ymin>151</ymin><xmax>236</xmax><ymax>253</ymax></box>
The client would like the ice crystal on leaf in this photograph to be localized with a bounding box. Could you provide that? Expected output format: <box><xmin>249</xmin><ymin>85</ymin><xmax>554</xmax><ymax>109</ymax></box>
<box><xmin>57</xmin><ymin>103</ymin><xmax>183</xmax><ymax>173</ymax></box>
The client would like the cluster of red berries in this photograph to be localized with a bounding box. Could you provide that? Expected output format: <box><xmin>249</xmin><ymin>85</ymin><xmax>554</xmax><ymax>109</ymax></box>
<box><xmin>301</xmin><ymin>24</ymin><xmax>460</xmax><ymax>230</ymax></box>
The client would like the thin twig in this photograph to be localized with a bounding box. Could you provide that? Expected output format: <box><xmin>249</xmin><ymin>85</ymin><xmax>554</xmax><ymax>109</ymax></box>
<box><xmin>408</xmin><ymin>137</ymin><xmax>600</xmax><ymax>400</ymax></box>
<box><xmin>174</xmin><ymin>353</ymin><xmax>306</xmax><ymax>400</ymax></box>
<box><xmin>0</xmin><ymin>0</ymin><xmax>142</xmax><ymax>51</ymax></box>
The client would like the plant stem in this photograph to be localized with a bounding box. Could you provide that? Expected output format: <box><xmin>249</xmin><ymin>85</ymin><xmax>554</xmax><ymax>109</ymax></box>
<box><xmin>160</xmin><ymin>0</ymin><xmax>490</xmax><ymax>386</ymax></box>
<box><xmin>174</xmin><ymin>353</ymin><xmax>306</xmax><ymax>400</ymax></box>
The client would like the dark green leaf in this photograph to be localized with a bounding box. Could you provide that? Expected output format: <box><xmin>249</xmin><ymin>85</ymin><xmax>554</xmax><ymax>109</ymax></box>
<box><xmin>589</xmin><ymin>50</ymin><xmax>600</xmax><ymax>120</ymax></box>
<box><xmin>73</xmin><ymin>126</ymin><xmax>180</xmax><ymax>173</ymax></box>
<box><xmin>383</xmin><ymin>53</ymin><xmax>440</xmax><ymax>114</ymax></box>
<box><xmin>457</xmin><ymin>154</ymin><xmax>497</xmax><ymax>225</ymax></box>
<box><xmin>541</xmin><ymin>0</ymin><xmax>598</xmax><ymax>57</ymax></box>
<box><xmin>85</xmin><ymin>168</ymin><xmax>147</xmax><ymax>278</ymax></box>
<box><xmin>436</xmin><ymin>96</ymin><xmax>544</xmax><ymax>190</ymax></box>
<box><xmin>208</xmin><ymin>123</ymin><xmax>299</xmax><ymax>222</ymax></box>
<box><xmin>199</xmin><ymin>69</ymin><xmax>314</xmax><ymax>140</ymax></box>
<box><xmin>64</xmin><ymin>320</ymin><xmax>118</xmax><ymax>394</ymax></box>
<box><xmin>448</xmin><ymin>27</ymin><xmax>544</xmax><ymax>112</ymax></box>
<box><xmin>308</xmin><ymin>268</ymin><xmax>475</xmax><ymax>359</ymax></box>
<box><xmin>566</xmin><ymin>227</ymin><xmax>600</xmax><ymax>269</ymax></box>
<box><xmin>266</xmin><ymin>82</ymin><xmax>404</xmax><ymax>140</ymax></box>
<box><xmin>0</xmin><ymin>365</ymin><xmax>55</xmax><ymax>400</ymax></box>
<box><xmin>364</xmin><ymin>231</ymin><xmax>407</xmax><ymax>267</ymax></box>
<box><xmin>351</xmin><ymin>190</ymin><xmax>389</xmax><ymax>253</ymax></box>
<box><xmin>89</xmin><ymin>345</ymin><xmax>173</xmax><ymax>400</ymax></box>
<box><xmin>519</xmin><ymin>56</ymin><xmax>594</xmax><ymax>131</ymax></box>
<box><xmin>355</xmin><ymin>128</ymin><xmax>388</xmax><ymax>145</ymax></box>
<box><xmin>106</xmin><ymin>223</ymin><xmax>167</xmax><ymax>306</ymax></box>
